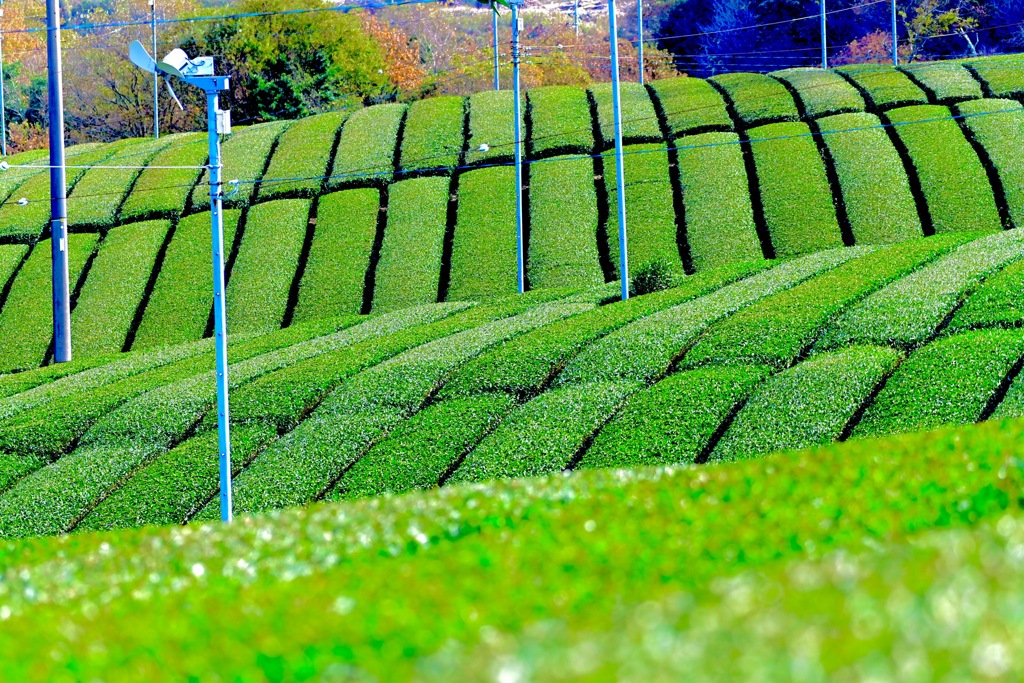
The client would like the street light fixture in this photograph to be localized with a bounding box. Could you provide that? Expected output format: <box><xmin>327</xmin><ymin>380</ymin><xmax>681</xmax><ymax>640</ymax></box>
<box><xmin>129</xmin><ymin>40</ymin><xmax>236</xmax><ymax>524</ymax></box>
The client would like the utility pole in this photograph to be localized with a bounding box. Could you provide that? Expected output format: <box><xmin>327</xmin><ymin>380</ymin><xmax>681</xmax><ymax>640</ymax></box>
<box><xmin>637</xmin><ymin>0</ymin><xmax>644</xmax><ymax>84</ymax></box>
<box><xmin>891</xmin><ymin>0</ymin><xmax>899</xmax><ymax>65</ymax></box>
<box><xmin>608</xmin><ymin>0</ymin><xmax>628</xmax><ymax>300</ymax></box>
<box><xmin>510</xmin><ymin>0</ymin><xmax>524</xmax><ymax>294</ymax></box>
<box><xmin>492</xmin><ymin>7</ymin><xmax>500</xmax><ymax>90</ymax></box>
<box><xmin>47</xmin><ymin>0</ymin><xmax>72</xmax><ymax>363</ymax></box>
<box><xmin>151</xmin><ymin>0</ymin><xmax>159</xmax><ymax>137</ymax></box>
<box><xmin>574</xmin><ymin>0</ymin><xmax>579</xmax><ymax>36</ymax></box>
<box><xmin>0</xmin><ymin>0</ymin><xmax>7</xmax><ymax>157</ymax></box>
<box><xmin>129</xmin><ymin>41</ymin><xmax>233</xmax><ymax>522</ymax></box>
<box><xmin>820</xmin><ymin>0</ymin><xmax>827</xmax><ymax>69</ymax></box>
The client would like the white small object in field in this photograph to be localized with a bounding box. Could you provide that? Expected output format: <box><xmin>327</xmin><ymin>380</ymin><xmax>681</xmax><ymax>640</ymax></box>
<box><xmin>0</xmin><ymin>161</ymin><xmax>9</xmax><ymax>171</ymax></box>
<box><xmin>478</xmin><ymin>144</ymin><xmax>490</xmax><ymax>153</ymax></box>
<box><xmin>17</xmin><ymin>198</ymin><xmax>28</xmax><ymax>206</ymax></box>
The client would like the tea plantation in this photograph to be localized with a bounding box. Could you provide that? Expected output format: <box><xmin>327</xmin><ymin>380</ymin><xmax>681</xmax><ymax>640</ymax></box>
<box><xmin>2</xmin><ymin>54</ymin><xmax>1024</xmax><ymax>680</ymax></box>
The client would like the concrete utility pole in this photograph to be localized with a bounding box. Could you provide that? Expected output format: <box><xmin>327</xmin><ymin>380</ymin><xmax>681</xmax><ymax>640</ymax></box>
<box><xmin>821</xmin><ymin>0</ymin><xmax>828</xmax><ymax>69</ymax></box>
<box><xmin>0</xmin><ymin>0</ymin><xmax>7</xmax><ymax>156</ymax></box>
<box><xmin>608</xmin><ymin>0</ymin><xmax>629</xmax><ymax>300</ymax></box>
<box><xmin>151</xmin><ymin>0</ymin><xmax>159</xmax><ymax>137</ymax></box>
<box><xmin>492</xmin><ymin>7</ymin><xmax>500</xmax><ymax>90</ymax></box>
<box><xmin>47</xmin><ymin>0</ymin><xmax>72</xmax><ymax>363</ymax></box>
<box><xmin>510</xmin><ymin>0</ymin><xmax>525</xmax><ymax>294</ymax></box>
<box><xmin>637</xmin><ymin>0</ymin><xmax>644</xmax><ymax>84</ymax></box>
<box><xmin>892</xmin><ymin>0</ymin><xmax>899</xmax><ymax>65</ymax></box>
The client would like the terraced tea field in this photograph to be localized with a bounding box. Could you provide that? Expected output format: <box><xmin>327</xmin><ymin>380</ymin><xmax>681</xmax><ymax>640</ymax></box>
<box><xmin>3</xmin><ymin>54</ymin><xmax>1024</xmax><ymax>680</ymax></box>
<box><xmin>2</xmin><ymin>57</ymin><xmax>1024</xmax><ymax>372</ymax></box>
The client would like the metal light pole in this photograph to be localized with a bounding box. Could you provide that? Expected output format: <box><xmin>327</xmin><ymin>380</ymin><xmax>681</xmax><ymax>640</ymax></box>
<box><xmin>129</xmin><ymin>41</ymin><xmax>234</xmax><ymax>522</ymax></box>
<box><xmin>608</xmin><ymin>0</ymin><xmax>629</xmax><ymax>300</ymax></box>
<box><xmin>150</xmin><ymin>0</ymin><xmax>159</xmax><ymax>138</ymax></box>
<box><xmin>510</xmin><ymin>0</ymin><xmax>525</xmax><ymax>294</ymax></box>
<box><xmin>0</xmin><ymin>0</ymin><xmax>7</xmax><ymax>157</ymax></box>
<box><xmin>820</xmin><ymin>0</ymin><xmax>827</xmax><ymax>69</ymax></box>
<box><xmin>637</xmin><ymin>0</ymin><xmax>644</xmax><ymax>84</ymax></box>
<box><xmin>47</xmin><ymin>0</ymin><xmax>72</xmax><ymax>363</ymax></box>
<box><xmin>492</xmin><ymin>7</ymin><xmax>500</xmax><ymax>90</ymax></box>
<box><xmin>574</xmin><ymin>0</ymin><xmax>579</xmax><ymax>36</ymax></box>
<box><xmin>891</xmin><ymin>0</ymin><xmax>898</xmax><ymax>65</ymax></box>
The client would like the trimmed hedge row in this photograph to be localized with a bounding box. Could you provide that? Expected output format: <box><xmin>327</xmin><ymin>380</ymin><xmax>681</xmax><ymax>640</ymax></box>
<box><xmin>836</xmin><ymin>64</ymin><xmax>929</xmax><ymax>109</ymax></box>
<box><xmin>901</xmin><ymin>62</ymin><xmax>983</xmax><ymax>103</ymax></box>
<box><xmin>588</xmin><ymin>81</ymin><xmax>662</xmax><ymax>147</ymax></box>
<box><xmin>855</xmin><ymin>327</ymin><xmax>1024</xmax><ymax>438</ymax></box>
<box><xmin>192</xmin><ymin>120</ymin><xmax>290</xmax><ymax>210</ymax></box>
<box><xmin>191</xmin><ymin>120</ymin><xmax>291</xmax><ymax>211</ymax></box>
<box><xmin>556</xmin><ymin>247</ymin><xmax>858</xmax><ymax>386</ymax></box>
<box><xmin>372</xmin><ymin>176</ymin><xmax>449</xmax><ymax>313</ymax></box>
<box><xmin>887</xmin><ymin>104</ymin><xmax>1002</xmax><ymax>234</ymax></box>
<box><xmin>994</xmin><ymin>377</ymin><xmax>1024</xmax><ymax>418</ymax></box>
<box><xmin>675</xmin><ymin>131</ymin><xmax>762</xmax><ymax>270</ymax></box>
<box><xmin>215</xmin><ymin>291</ymin><xmax>599</xmax><ymax>441</ymax></box>
<box><xmin>75</xmin><ymin>306</ymin><xmax>474</xmax><ymax>532</ymax></box>
<box><xmin>293</xmin><ymin>189</ymin><xmax>379</xmax><ymax>323</ymax></box>
<box><xmin>336</xmin><ymin>393</ymin><xmax>516</xmax><ymax>500</ymax></box>
<box><xmin>132</xmin><ymin>210</ymin><xmax>242</xmax><ymax>351</ymax></box>
<box><xmin>226</xmin><ymin>199</ymin><xmax>310</xmax><ymax>335</ymax></box>
<box><xmin>0</xmin><ymin>144</ymin><xmax>122</xmax><ymax>241</ymax></box>
<box><xmin>527</xmin><ymin>156</ymin><xmax>604</xmax><ymax>290</ymax></box>
<box><xmin>76</xmin><ymin>424</ymin><xmax>277</xmax><ymax>532</ymax></box>
<box><xmin>398</xmin><ymin>96</ymin><xmax>465</xmax><ymax>173</ymax></box>
<box><xmin>711</xmin><ymin>345</ymin><xmax>902</xmax><ymax>461</ymax></box>
<box><xmin>222</xmin><ymin>299</ymin><xmax>593</xmax><ymax>516</ymax></box>
<box><xmin>581</xmin><ymin>364</ymin><xmax>771</xmax><ymax>469</ymax></box>
<box><xmin>447</xmin><ymin>167</ymin><xmax>518</xmax><ymax>301</ymax></box>
<box><xmin>70</xmin><ymin>220</ymin><xmax>172</xmax><ymax>358</ymax></box>
<box><xmin>958</xmin><ymin>98</ymin><xmax>1024</xmax><ymax>228</ymax></box>
<box><xmin>684</xmin><ymin>236</ymin><xmax>965</xmax><ymax>369</ymax></box>
<box><xmin>67</xmin><ymin>135</ymin><xmax>175</xmax><ymax>229</ymax></box>
<box><xmin>603</xmin><ymin>143</ymin><xmax>682</xmax><ymax>276</ymax></box>
<box><xmin>748</xmin><ymin>121</ymin><xmax>843</xmax><ymax>257</ymax></box>
<box><xmin>818</xmin><ymin>112</ymin><xmax>922</xmax><ymax>244</ymax></box>
<box><xmin>0</xmin><ymin>244</ymin><xmax>27</xmax><ymax>294</ymax></box>
<box><xmin>0</xmin><ymin>338</ymin><xmax>213</xmax><ymax>423</ymax></box>
<box><xmin>711</xmin><ymin>72</ymin><xmax>799</xmax><ymax>126</ymax></box>
<box><xmin>966</xmin><ymin>54</ymin><xmax>1024</xmax><ymax>98</ymax></box>
<box><xmin>772</xmin><ymin>68</ymin><xmax>865</xmax><ymax>118</ymax></box>
<box><xmin>647</xmin><ymin>76</ymin><xmax>732</xmax><ymax>137</ymax></box>
<box><xmin>526</xmin><ymin>85</ymin><xmax>595</xmax><ymax>158</ymax></box>
<box><xmin>0</xmin><ymin>312</ymin><xmax>453</xmax><ymax>536</ymax></box>
<box><xmin>0</xmin><ymin>150</ymin><xmax>50</xmax><ymax>222</ymax></box>
<box><xmin>448</xmin><ymin>380</ymin><xmax>638</xmax><ymax>483</ymax></box>
<box><xmin>329</xmin><ymin>104</ymin><xmax>406</xmax><ymax>190</ymax></box>
<box><xmin>119</xmin><ymin>133</ymin><xmax>207</xmax><ymax>222</ymax></box>
<box><xmin>0</xmin><ymin>317</ymin><xmax>358</xmax><ymax>462</ymax></box>
<box><xmin>818</xmin><ymin>229</ymin><xmax>1024</xmax><ymax>350</ymax></box>
<box><xmin>219</xmin><ymin>303</ymin><xmax>475</xmax><ymax>435</ymax></box>
<box><xmin>0</xmin><ymin>235</ymin><xmax>99</xmax><ymax>373</ymax></box>
<box><xmin>257</xmin><ymin>111</ymin><xmax>348</xmax><ymax>200</ymax></box>
<box><xmin>465</xmin><ymin>90</ymin><xmax>518</xmax><ymax>165</ymax></box>
<box><xmin>949</xmin><ymin>259</ymin><xmax>1024</xmax><ymax>333</ymax></box>
<box><xmin>441</xmin><ymin>260</ymin><xmax>765</xmax><ymax>400</ymax></box>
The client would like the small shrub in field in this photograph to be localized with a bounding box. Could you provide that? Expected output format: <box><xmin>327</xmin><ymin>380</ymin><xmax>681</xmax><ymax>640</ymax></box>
<box><xmin>630</xmin><ymin>258</ymin><xmax>679</xmax><ymax>296</ymax></box>
<box><xmin>958</xmin><ymin>98</ymin><xmax>1024</xmax><ymax>229</ymax></box>
<box><xmin>902</xmin><ymin>62</ymin><xmax>982</xmax><ymax>103</ymax></box>
<box><xmin>836</xmin><ymin>64</ymin><xmax>928</xmax><ymax>109</ymax></box>
<box><xmin>589</xmin><ymin>81</ymin><xmax>662</xmax><ymax>147</ymax></box>
<box><xmin>448</xmin><ymin>167</ymin><xmax>519</xmax><ymax>301</ymax></box>
<box><xmin>258</xmin><ymin>111</ymin><xmax>348</xmax><ymax>200</ymax></box>
<box><xmin>329</xmin><ymin>103</ymin><xmax>406</xmax><ymax>190</ymax></box>
<box><xmin>398</xmin><ymin>96</ymin><xmax>465</xmax><ymax>173</ymax></box>
<box><xmin>527</xmin><ymin>85</ymin><xmax>594</xmax><ymax>158</ymax></box>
